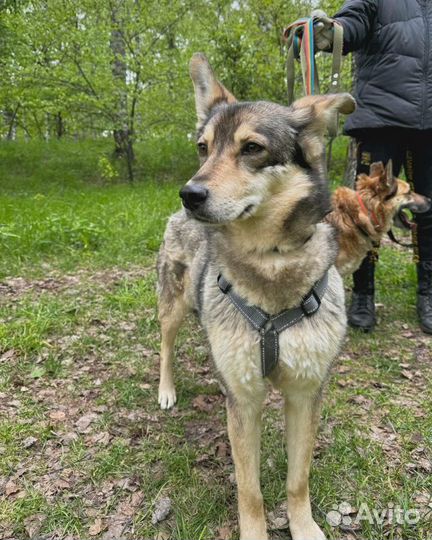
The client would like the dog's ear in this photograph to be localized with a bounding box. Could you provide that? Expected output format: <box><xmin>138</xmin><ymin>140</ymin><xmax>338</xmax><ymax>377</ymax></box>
<box><xmin>190</xmin><ymin>53</ymin><xmax>237</xmax><ymax>127</ymax></box>
<box><xmin>371</xmin><ymin>159</ymin><xmax>395</xmax><ymax>190</ymax></box>
<box><xmin>384</xmin><ymin>159</ymin><xmax>395</xmax><ymax>188</ymax></box>
<box><xmin>292</xmin><ymin>93</ymin><xmax>356</xmax><ymax>134</ymax></box>
<box><xmin>291</xmin><ymin>93</ymin><xmax>355</xmax><ymax>165</ymax></box>
<box><xmin>369</xmin><ymin>162</ymin><xmax>385</xmax><ymax>178</ymax></box>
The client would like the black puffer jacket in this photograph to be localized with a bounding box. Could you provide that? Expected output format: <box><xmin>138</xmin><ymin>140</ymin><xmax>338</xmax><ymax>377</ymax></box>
<box><xmin>334</xmin><ymin>0</ymin><xmax>432</xmax><ymax>133</ymax></box>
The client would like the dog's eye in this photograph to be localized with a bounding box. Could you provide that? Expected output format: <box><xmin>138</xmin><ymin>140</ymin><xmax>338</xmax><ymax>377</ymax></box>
<box><xmin>241</xmin><ymin>142</ymin><xmax>264</xmax><ymax>155</ymax></box>
<box><xmin>197</xmin><ymin>143</ymin><xmax>208</xmax><ymax>156</ymax></box>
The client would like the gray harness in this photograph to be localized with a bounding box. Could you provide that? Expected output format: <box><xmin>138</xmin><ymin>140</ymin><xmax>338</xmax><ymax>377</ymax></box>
<box><xmin>217</xmin><ymin>272</ymin><xmax>329</xmax><ymax>377</ymax></box>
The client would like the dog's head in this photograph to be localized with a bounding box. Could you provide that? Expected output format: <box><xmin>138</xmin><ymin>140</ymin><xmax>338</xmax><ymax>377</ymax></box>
<box><xmin>356</xmin><ymin>161</ymin><xmax>431</xmax><ymax>231</ymax></box>
<box><xmin>180</xmin><ymin>53</ymin><xmax>355</xmax><ymax>226</ymax></box>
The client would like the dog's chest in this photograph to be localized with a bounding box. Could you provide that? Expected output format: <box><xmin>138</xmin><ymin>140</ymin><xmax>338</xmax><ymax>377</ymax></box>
<box><xmin>206</xmin><ymin>307</ymin><xmax>345</xmax><ymax>391</ymax></box>
<box><xmin>203</xmin><ymin>267</ymin><xmax>346</xmax><ymax>391</ymax></box>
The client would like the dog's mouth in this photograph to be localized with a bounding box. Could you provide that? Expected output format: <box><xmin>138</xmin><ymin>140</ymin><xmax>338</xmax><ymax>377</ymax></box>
<box><xmin>185</xmin><ymin>209</ymin><xmax>220</xmax><ymax>224</ymax></box>
<box><xmin>238</xmin><ymin>204</ymin><xmax>257</xmax><ymax>220</ymax></box>
<box><xmin>394</xmin><ymin>208</ymin><xmax>415</xmax><ymax>230</ymax></box>
<box><xmin>186</xmin><ymin>202</ymin><xmax>258</xmax><ymax>224</ymax></box>
<box><xmin>394</xmin><ymin>198</ymin><xmax>431</xmax><ymax>230</ymax></box>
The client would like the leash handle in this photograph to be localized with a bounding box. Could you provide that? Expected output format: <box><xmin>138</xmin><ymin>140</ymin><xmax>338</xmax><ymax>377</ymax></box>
<box><xmin>328</xmin><ymin>21</ymin><xmax>343</xmax><ymax>137</ymax></box>
<box><xmin>387</xmin><ymin>228</ymin><xmax>415</xmax><ymax>249</ymax></box>
<box><xmin>284</xmin><ymin>16</ymin><xmax>344</xmax><ymax>137</ymax></box>
<box><xmin>285</xmin><ymin>18</ymin><xmax>317</xmax><ymax>105</ymax></box>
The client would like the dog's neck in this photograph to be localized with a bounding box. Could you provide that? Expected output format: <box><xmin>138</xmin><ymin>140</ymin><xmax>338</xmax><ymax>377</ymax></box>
<box><xmin>213</xmin><ymin>202</ymin><xmax>338</xmax><ymax>313</ymax></box>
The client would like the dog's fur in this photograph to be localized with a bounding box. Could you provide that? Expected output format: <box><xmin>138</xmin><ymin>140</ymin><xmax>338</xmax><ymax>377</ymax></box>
<box><xmin>157</xmin><ymin>53</ymin><xmax>356</xmax><ymax>540</ymax></box>
<box><xmin>326</xmin><ymin>161</ymin><xmax>431</xmax><ymax>276</ymax></box>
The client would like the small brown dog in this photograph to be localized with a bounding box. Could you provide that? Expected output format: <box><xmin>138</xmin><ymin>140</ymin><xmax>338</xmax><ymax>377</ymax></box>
<box><xmin>326</xmin><ymin>161</ymin><xmax>431</xmax><ymax>276</ymax></box>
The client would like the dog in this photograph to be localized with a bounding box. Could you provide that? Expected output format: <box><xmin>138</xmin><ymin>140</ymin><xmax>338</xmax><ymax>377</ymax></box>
<box><xmin>157</xmin><ymin>53</ymin><xmax>356</xmax><ymax>540</ymax></box>
<box><xmin>326</xmin><ymin>161</ymin><xmax>431</xmax><ymax>276</ymax></box>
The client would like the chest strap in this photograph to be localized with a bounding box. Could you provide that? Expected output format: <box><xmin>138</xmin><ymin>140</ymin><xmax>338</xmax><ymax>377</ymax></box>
<box><xmin>217</xmin><ymin>272</ymin><xmax>329</xmax><ymax>378</ymax></box>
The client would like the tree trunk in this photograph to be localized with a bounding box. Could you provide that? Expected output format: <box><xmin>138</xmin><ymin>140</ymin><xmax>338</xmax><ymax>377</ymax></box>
<box><xmin>4</xmin><ymin>103</ymin><xmax>19</xmax><ymax>140</ymax></box>
<box><xmin>55</xmin><ymin>112</ymin><xmax>65</xmax><ymax>138</ymax></box>
<box><xmin>110</xmin><ymin>3</ymin><xmax>134</xmax><ymax>182</ymax></box>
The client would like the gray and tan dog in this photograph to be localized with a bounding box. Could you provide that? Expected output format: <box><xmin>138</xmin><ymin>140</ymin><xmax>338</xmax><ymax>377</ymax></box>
<box><xmin>157</xmin><ymin>53</ymin><xmax>355</xmax><ymax>540</ymax></box>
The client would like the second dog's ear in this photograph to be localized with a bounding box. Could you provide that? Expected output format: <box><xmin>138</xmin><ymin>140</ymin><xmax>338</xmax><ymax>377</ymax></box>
<box><xmin>385</xmin><ymin>159</ymin><xmax>394</xmax><ymax>187</ymax></box>
<box><xmin>371</xmin><ymin>160</ymin><xmax>395</xmax><ymax>190</ymax></box>
<box><xmin>369</xmin><ymin>162</ymin><xmax>385</xmax><ymax>178</ymax></box>
<box><xmin>190</xmin><ymin>53</ymin><xmax>236</xmax><ymax>127</ymax></box>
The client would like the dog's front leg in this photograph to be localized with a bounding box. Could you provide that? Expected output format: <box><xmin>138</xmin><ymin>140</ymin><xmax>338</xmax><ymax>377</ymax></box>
<box><xmin>227</xmin><ymin>393</ymin><xmax>267</xmax><ymax>540</ymax></box>
<box><xmin>158</xmin><ymin>297</ymin><xmax>187</xmax><ymax>409</ymax></box>
<box><xmin>284</xmin><ymin>391</ymin><xmax>325</xmax><ymax>540</ymax></box>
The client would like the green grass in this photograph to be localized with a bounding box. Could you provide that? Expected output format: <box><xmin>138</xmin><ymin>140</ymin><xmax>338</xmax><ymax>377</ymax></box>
<box><xmin>0</xmin><ymin>138</ymin><xmax>193</xmax><ymax>278</ymax></box>
<box><xmin>0</xmin><ymin>140</ymin><xmax>431</xmax><ymax>540</ymax></box>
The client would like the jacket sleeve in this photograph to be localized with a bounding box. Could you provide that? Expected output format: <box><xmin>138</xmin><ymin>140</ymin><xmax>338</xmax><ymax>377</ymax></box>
<box><xmin>334</xmin><ymin>0</ymin><xmax>378</xmax><ymax>53</ymax></box>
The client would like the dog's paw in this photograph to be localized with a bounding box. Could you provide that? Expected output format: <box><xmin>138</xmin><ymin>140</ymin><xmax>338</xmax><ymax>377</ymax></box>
<box><xmin>289</xmin><ymin>520</ymin><xmax>326</xmax><ymax>540</ymax></box>
<box><xmin>158</xmin><ymin>386</ymin><xmax>177</xmax><ymax>410</ymax></box>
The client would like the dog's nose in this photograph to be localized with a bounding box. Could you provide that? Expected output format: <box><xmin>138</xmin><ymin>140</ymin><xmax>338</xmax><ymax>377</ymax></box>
<box><xmin>179</xmin><ymin>184</ymin><xmax>209</xmax><ymax>210</ymax></box>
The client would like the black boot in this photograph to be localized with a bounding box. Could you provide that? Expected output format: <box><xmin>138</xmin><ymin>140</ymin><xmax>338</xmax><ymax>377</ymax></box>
<box><xmin>348</xmin><ymin>255</ymin><xmax>376</xmax><ymax>332</ymax></box>
<box><xmin>417</xmin><ymin>261</ymin><xmax>432</xmax><ymax>334</ymax></box>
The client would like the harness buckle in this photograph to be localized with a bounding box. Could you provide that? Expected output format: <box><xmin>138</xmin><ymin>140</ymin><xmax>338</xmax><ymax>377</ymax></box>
<box><xmin>301</xmin><ymin>289</ymin><xmax>321</xmax><ymax>316</ymax></box>
<box><xmin>217</xmin><ymin>274</ymin><xmax>232</xmax><ymax>294</ymax></box>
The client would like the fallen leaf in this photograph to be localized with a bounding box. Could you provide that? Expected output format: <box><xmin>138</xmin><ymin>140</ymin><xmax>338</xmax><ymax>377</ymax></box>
<box><xmin>336</xmin><ymin>364</ymin><xmax>351</xmax><ymax>374</ymax></box>
<box><xmin>216</xmin><ymin>525</ymin><xmax>232</xmax><ymax>539</ymax></box>
<box><xmin>23</xmin><ymin>436</ymin><xmax>37</xmax><ymax>448</ymax></box>
<box><xmin>118</xmin><ymin>491</ymin><xmax>144</xmax><ymax>517</ymax></box>
<box><xmin>215</xmin><ymin>441</ymin><xmax>230</xmax><ymax>458</ymax></box>
<box><xmin>193</xmin><ymin>394</ymin><xmax>214</xmax><ymax>412</ymax></box>
<box><xmin>155</xmin><ymin>532</ymin><xmax>170</xmax><ymax>540</ymax></box>
<box><xmin>268</xmin><ymin>501</ymin><xmax>289</xmax><ymax>531</ymax></box>
<box><xmin>89</xmin><ymin>518</ymin><xmax>104</xmax><ymax>536</ymax></box>
<box><xmin>348</xmin><ymin>395</ymin><xmax>372</xmax><ymax>410</ymax></box>
<box><xmin>401</xmin><ymin>369</ymin><xmax>414</xmax><ymax>380</ymax></box>
<box><xmin>90</xmin><ymin>431</ymin><xmax>110</xmax><ymax>446</ymax></box>
<box><xmin>102</xmin><ymin>519</ymin><xmax>127</xmax><ymax>540</ymax></box>
<box><xmin>76</xmin><ymin>413</ymin><xmax>98</xmax><ymax>433</ymax></box>
<box><xmin>151</xmin><ymin>497</ymin><xmax>171</xmax><ymax>524</ymax></box>
<box><xmin>49</xmin><ymin>410</ymin><xmax>66</xmax><ymax>421</ymax></box>
<box><xmin>0</xmin><ymin>349</ymin><xmax>16</xmax><ymax>362</ymax></box>
<box><xmin>5</xmin><ymin>480</ymin><xmax>19</xmax><ymax>496</ymax></box>
<box><xmin>24</xmin><ymin>513</ymin><xmax>45</xmax><ymax>537</ymax></box>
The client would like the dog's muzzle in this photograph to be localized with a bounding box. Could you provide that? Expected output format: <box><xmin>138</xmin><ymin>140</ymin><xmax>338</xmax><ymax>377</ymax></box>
<box><xmin>179</xmin><ymin>184</ymin><xmax>209</xmax><ymax>211</ymax></box>
<box><xmin>408</xmin><ymin>196</ymin><xmax>432</xmax><ymax>214</ymax></box>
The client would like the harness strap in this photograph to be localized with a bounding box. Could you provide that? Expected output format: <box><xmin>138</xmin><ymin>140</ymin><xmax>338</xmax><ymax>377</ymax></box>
<box><xmin>217</xmin><ymin>272</ymin><xmax>328</xmax><ymax>377</ymax></box>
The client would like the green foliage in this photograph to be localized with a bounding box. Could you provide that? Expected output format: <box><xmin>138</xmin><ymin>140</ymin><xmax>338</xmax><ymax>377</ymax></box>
<box><xmin>0</xmin><ymin>0</ymin><xmax>353</xmax><ymax>178</ymax></box>
<box><xmin>97</xmin><ymin>156</ymin><xmax>119</xmax><ymax>184</ymax></box>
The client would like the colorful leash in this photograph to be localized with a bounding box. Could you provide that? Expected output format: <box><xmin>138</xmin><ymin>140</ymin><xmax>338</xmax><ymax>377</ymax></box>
<box><xmin>283</xmin><ymin>16</ymin><xmax>344</xmax><ymax>137</ymax></box>
<box><xmin>284</xmin><ymin>18</ymin><xmax>318</xmax><ymax>103</ymax></box>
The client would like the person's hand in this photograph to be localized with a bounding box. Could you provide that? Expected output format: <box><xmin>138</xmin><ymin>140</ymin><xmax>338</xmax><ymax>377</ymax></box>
<box><xmin>311</xmin><ymin>9</ymin><xmax>335</xmax><ymax>51</ymax></box>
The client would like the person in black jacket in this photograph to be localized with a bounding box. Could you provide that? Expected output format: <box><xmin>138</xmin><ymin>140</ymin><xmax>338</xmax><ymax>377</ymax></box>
<box><xmin>314</xmin><ymin>0</ymin><xmax>432</xmax><ymax>334</ymax></box>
